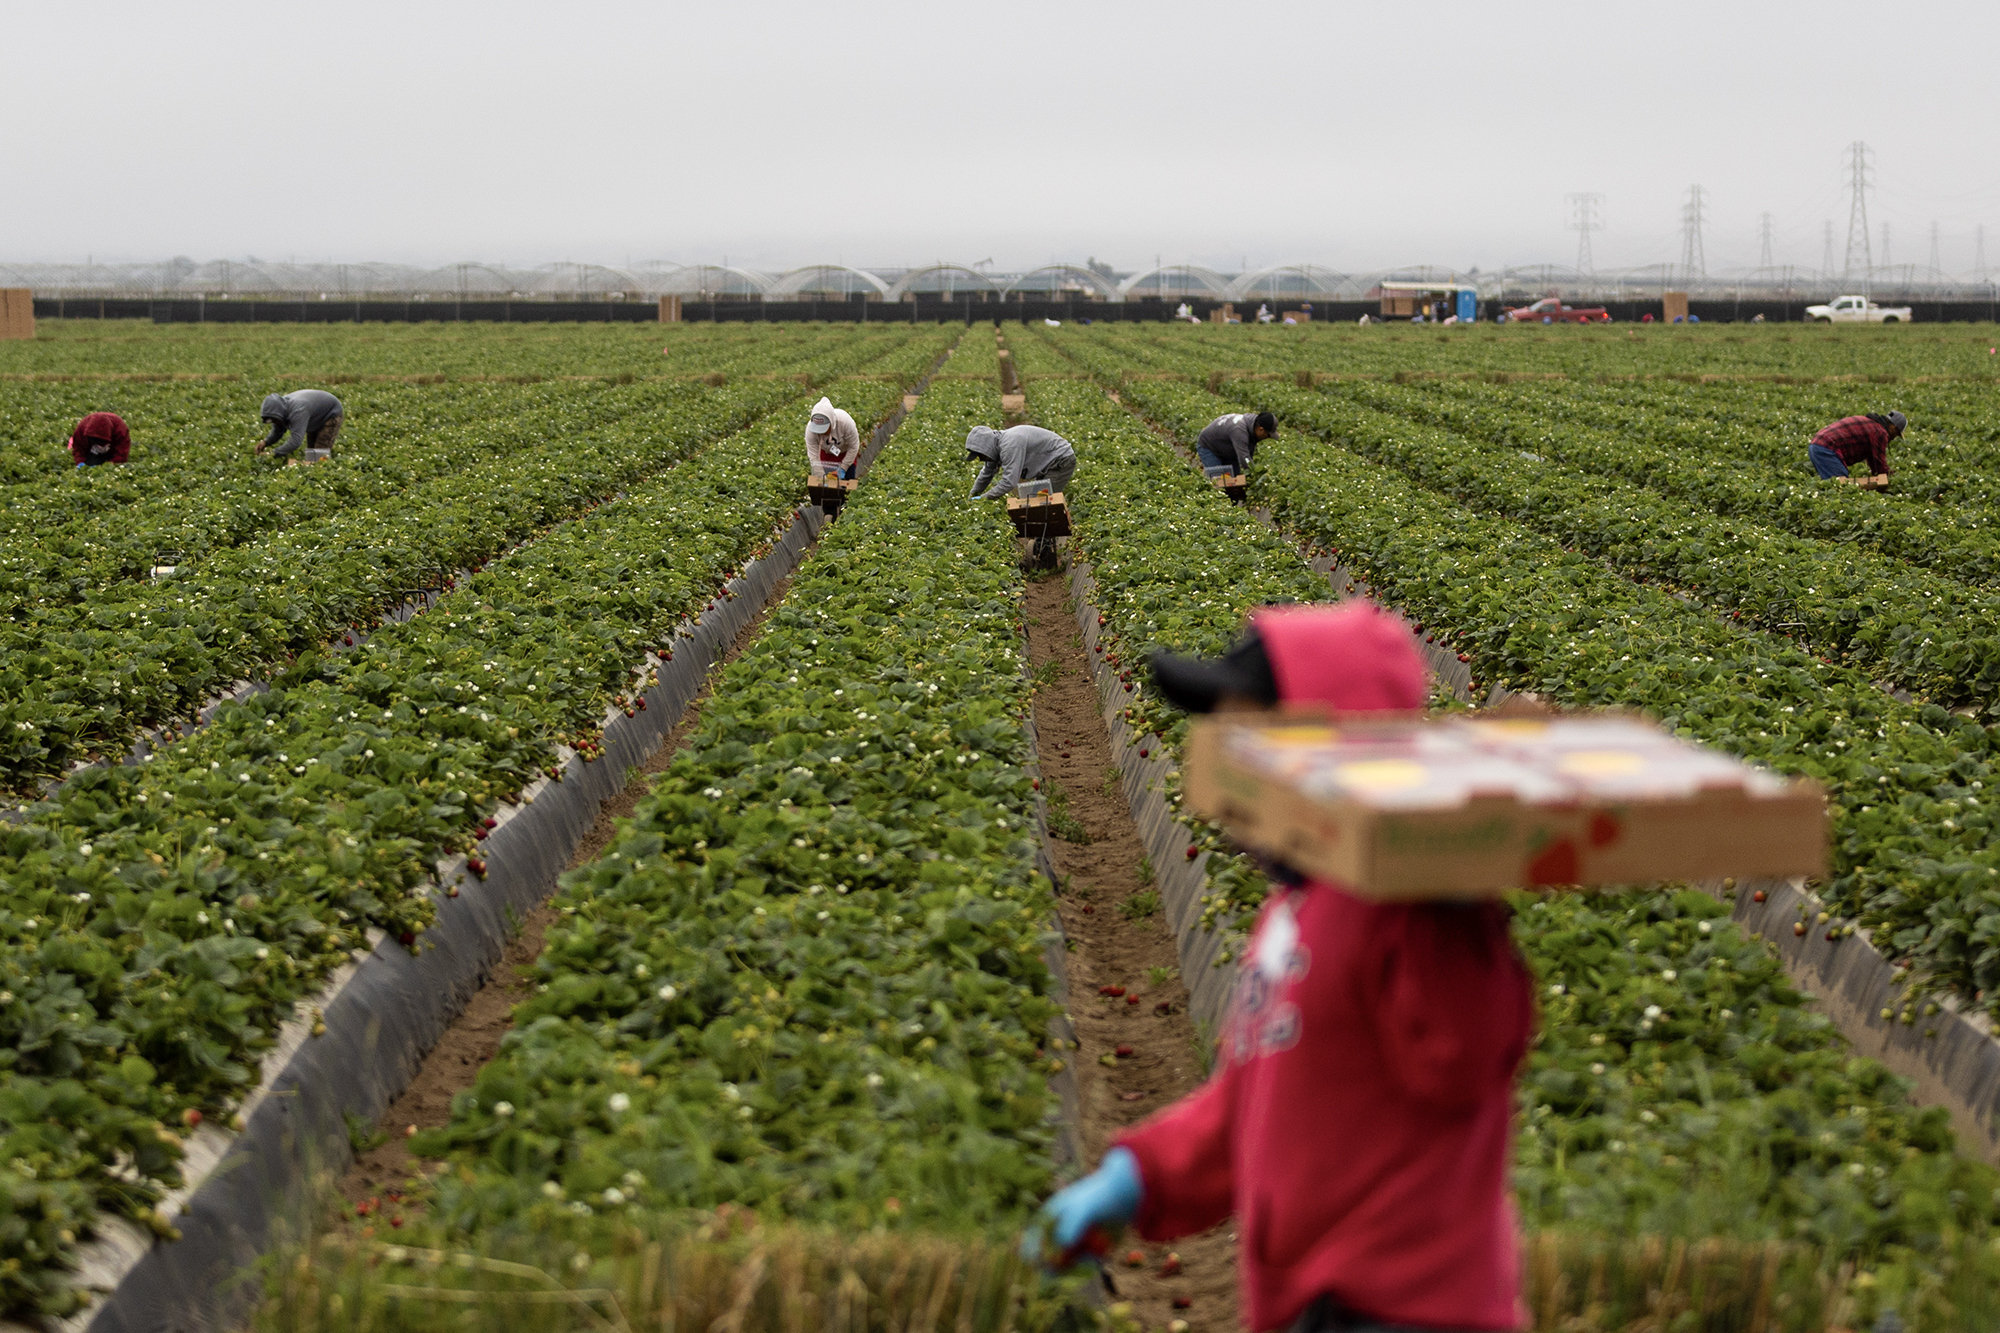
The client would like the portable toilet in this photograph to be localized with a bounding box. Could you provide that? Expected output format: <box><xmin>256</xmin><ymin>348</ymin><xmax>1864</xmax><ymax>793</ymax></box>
<box><xmin>1455</xmin><ymin>289</ymin><xmax>1477</xmax><ymax>324</ymax></box>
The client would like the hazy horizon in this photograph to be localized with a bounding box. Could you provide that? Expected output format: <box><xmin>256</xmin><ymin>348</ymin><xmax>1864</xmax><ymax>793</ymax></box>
<box><xmin>7</xmin><ymin>0</ymin><xmax>1997</xmax><ymax>277</ymax></box>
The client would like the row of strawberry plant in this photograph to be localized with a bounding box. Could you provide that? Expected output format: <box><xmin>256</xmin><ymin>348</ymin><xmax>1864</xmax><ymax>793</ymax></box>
<box><xmin>0</xmin><ymin>333</ymin><xmax>954</xmax><ymax>794</ymax></box>
<box><xmin>1221</xmin><ymin>380</ymin><xmax>2000</xmax><ymax>709</ymax></box>
<box><xmin>1017</xmin><ymin>332</ymin><xmax>2000</xmax><ymax>1290</ymax></box>
<box><xmin>0</xmin><ymin>327</ymin><xmax>935</xmax><ymax>602</ymax></box>
<box><xmin>0</xmin><ymin>374</ymin><xmax>918</xmax><ymax>1320</ymax></box>
<box><xmin>1334</xmin><ymin>375</ymin><xmax>2000</xmax><ymax>593</ymax></box>
<box><xmin>1057</xmin><ymin>327</ymin><xmax>2000</xmax><ymax>706</ymax></box>
<box><xmin>0</xmin><ymin>319</ymin><xmax>893</xmax><ymax>383</ymax></box>
<box><xmin>408</xmin><ymin>378</ymin><xmax>1067</xmax><ymax>1245</ymax></box>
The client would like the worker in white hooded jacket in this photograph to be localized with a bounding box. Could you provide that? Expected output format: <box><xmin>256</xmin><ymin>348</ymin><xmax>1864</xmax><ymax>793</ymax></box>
<box><xmin>805</xmin><ymin>397</ymin><xmax>862</xmax><ymax>479</ymax></box>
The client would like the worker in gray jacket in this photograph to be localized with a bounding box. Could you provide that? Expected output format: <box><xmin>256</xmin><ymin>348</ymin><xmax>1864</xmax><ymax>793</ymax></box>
<box><xmin>256</xmin><ymin>390</ymin><xmax>345</xmax><ymax>458</ymax></box>
<box><xmin>966</xmin><ymin>424</ymin><xmax>1076</xmax><ymax>501</ymax></box>
<box><xmin>1197</xmin><ymin>411</ymin><xmax>1277</xmax><ymax>475</ymax></box>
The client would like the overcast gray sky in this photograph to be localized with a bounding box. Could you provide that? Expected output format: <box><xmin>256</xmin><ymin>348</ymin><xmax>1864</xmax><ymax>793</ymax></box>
<box><xmin>6</xmin><ymin>0</ymin><xmax>1997</xmax><ymax>275</ymax></box>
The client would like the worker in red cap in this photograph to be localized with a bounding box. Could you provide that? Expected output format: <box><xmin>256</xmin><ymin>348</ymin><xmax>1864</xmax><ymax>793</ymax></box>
<box><xmin>67</xmin><ymin>412</ymin><xmax>131</xmax><ymax>468</ymax></box>
<box><xmin>1029</xmin><ymin>601</ymin><xmax>1535</xmax><ymax>1333</ymax></box>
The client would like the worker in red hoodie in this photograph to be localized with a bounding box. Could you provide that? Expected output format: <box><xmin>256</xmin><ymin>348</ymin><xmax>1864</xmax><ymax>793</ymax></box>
<box><xmin>1030</xmin><ymin>601</ymin><xmax>1535</xmax><ymax>1333</ymax></box>
<box><xmin>67</xmin><ymin>411</ymin><xmax>131</xmax><ymax>468</ymax></box>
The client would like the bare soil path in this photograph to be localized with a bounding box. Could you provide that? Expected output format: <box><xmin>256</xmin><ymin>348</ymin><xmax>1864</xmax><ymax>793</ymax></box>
<box><xmin>1025</xmin><ymin>574</ymin><xmax>1243</xmax><ymax>1333</ymax></box>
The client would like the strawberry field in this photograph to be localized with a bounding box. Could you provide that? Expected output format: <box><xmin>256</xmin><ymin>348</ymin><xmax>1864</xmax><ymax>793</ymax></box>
<box><xmin>8</xmin><ymin>318</ymin><xmax>2000</xmax><ymax>1331</ymax></box>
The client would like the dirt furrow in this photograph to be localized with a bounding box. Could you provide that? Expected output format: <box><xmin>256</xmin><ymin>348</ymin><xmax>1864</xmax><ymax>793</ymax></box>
<box><xmin>1026</xmin><ymin>573</ymin><xmax>1242</xmax><ymax>1333</ymax></box>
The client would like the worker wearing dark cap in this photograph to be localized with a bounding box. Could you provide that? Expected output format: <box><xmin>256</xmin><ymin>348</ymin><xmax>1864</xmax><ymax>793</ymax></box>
<box><xmin>1029</xmin><ymin>602</ymin><xmax>1535</xmax><ymax>1333</ymax></box>
<box><xmin>1808</xmin><ymin>410</ymin><xmax>1905</xmax><ymax>485</ymax></box>
<box><xmin>1197</xmin><ymin>411</ymin><xmax>1278</xmax><ymax>476</ymax></box>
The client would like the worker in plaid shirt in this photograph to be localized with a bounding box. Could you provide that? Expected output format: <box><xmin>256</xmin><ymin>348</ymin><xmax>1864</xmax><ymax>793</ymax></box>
<box><xmin>1808</xmin><ymin>411</ymin><xmax>1905</xmax><ymax>483</ymax></box>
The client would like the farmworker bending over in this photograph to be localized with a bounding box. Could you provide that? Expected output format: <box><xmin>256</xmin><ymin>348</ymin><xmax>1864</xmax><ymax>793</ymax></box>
<box><xmin>1029</xmin><ymin>601</ymin><xmax>1535</xmax><ymax>1333</ymax></box>
<box><xmin>965</xmin><ymin>424</ymin><xmax>1076</xmax><ymax>500</ymax></box>
<box><xmin>257</xmin><ymin>390</ymin><xmax>345</xmax><ymax>458</ymax></box>
<box><xmin>67</xmin><ymin>412</ymin><xmax>131</xmax><ymax>468</ymax></box>
<box><xmin>1197</xmin><ymin>411</ymin><xmax>1277</xmax><ymax>475</ymax></box>
<box><xmin>1808</xmin><ymin>410</ymin><xmax>1904</xmax><ymax>483</ymax></box>
<box><xmin>805</xmin><ymin>396</ymin><xmax>861</xmax><ymax>480</ymax></box>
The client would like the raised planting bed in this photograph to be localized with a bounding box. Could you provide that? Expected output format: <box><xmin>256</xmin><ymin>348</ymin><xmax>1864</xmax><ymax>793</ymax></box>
<box><xmin>0</xmin><ymin>363</ymin><xmax>950</xmax><ymax>1323</ymax></box>
<box><xmin>407</xmin><ymin>379</ymin><xmax>1078</xmax><ymax>1242</ymax></box>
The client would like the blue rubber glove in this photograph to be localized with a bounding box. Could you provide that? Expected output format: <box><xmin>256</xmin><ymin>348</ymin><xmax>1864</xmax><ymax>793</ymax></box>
<box><xmin>1021</xmin><ymin>1146</ymin><xmax>1144</xmax><ymax>1266</ymax></box>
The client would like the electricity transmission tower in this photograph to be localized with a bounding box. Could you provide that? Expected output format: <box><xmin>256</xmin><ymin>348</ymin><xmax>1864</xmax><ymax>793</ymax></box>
<box><xmin>1679</xmin><ymin>186</ymin><xmax>1708</xmax><ymax>281</ymax></box>
<box><xmin>1566</xmin><ymin>193</ymin><xmax>1603</xmax><ymax>273</ymax></box>
<box><xmin>1758</xmin><ymin>213</ymin><xmax>1774</xmax><ymax>270</ymax></box>
<box><xmin>1928</xmin><ymin>221</ymin><xmax>1942</xmax><ymax>273</ymax></box>
<box><xmin>1842</xmin><ymin>140</ymin><xmax>1873</xmax><ymax>279</ymax></box>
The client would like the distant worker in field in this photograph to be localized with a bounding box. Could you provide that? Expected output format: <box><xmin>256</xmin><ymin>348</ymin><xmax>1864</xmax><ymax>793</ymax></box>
<box><xmin>256</xmin><ymin>389</ymin><xmax>345</xmax><ymax>459</ymax></box>
<box><xmin>1027</xmin><ymin>602</ymin><xmax>1535</xmax><ymax>1333</ymax></box>
<box><xmin>1175</xmin><ymin>301</ymin><xmax>1197</xmax><ymax>323</ymax></box>
<box><xmin>1808</xmin><ymin>410</ymin><xmax>1905</xmax><ymax>486</ymax></box>
<box><xmin>1197</xmin><ymin>410</ymin><xmax>1278</xmax><ymax>476</ymax></box>
<box><xmin>67</xmin><ymin>411</ymin><xmax>131</xmax><ymax>468</ymax></box>
<box><xmin>965</xmin><ymin>423</ymin><xmax>1076</xmax><ymax>500</ymax></box>
<box><xmin>805</xmin><ymin>396</ymin><xmax>861</xmax><ymax>479</ymax></box>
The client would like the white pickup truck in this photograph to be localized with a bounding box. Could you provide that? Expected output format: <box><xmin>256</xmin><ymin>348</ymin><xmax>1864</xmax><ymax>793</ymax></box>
<box><xmin>1806</xmin><ymin>294</ymin><xmax>1913</xmax><ymax>323</ymax></box>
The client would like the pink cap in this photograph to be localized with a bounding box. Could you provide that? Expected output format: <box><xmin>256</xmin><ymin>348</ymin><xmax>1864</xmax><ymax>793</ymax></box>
<box><xmin>1250</xmin><ymin>601</ymin><xmax>1426</xmax><ymax>714</ymax></box>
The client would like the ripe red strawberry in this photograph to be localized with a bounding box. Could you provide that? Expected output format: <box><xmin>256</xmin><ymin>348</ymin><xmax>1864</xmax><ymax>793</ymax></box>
<box><xmin>474</xmin><ymin>828</ymin><xmax>487</xmax><ymax>840</ymax></box>
<box><xmin>1160</xmin><ymin>1253</ymin><xmax>1183</xmax><ymax>1276</ymax></box>
<box><xmin>343</xmin><ymin>635</ymin><xmax>355</xmax><ymax>646</ymax></box>
<box><xmin>1138</xmin><ymin>748</ymin><xmax>1149</xmax><ymax>758</ymax></box>
<box><xmin>398</xmin><ymin>931</ymin><xmax>417</xmax><ymax>946</ymax></box>
<box><xmin>1115</xmin><ymin>1044</ymin><xmax>1134</xmax><ymax>1057</ymax></box>
<box><xmin>1123</xmin><ymin>683</ymin><xmax>1133</xmax><ymax>693</ymax></box>
<box><xmin>1752</xmin><ymin>889</ymin><xmax>1767</xmax><ymax>903</ymax></box>
<box><xmin>1124</xmin><ymin>1250</ymin><xmax>1145</xmax><ymax>1268</ymax></box>
<box><xmin>1458</xmin><ymin>652</ymin><xmax>1470</xmax><ymax>662</ymax></box>
<box><xmin>483</xmin><ymin>817</ymin><xmax>497</xmax><ymax>829</ymax></box>
<box><xmin>1099</xmin><ymin>985</ymin><xmax>1126</xmax><ymax>997</ymax></box>
<box><xmin>182</xmin><ymin>1108</ymin><xmax>203</xmax><ymax>1129</ymax></box>
<box><xmin>1186</xmin><ymin>845</ymin><xmax>1199</xmax><ymax>860</ymax></box>
<box><xmin>1125</xmin><ymin>994</ymin><xmax>1140</xmax><ymax>1006</ymax></box>
<box><xmin>1172</xmin><ymin>1298</ymin><xmax>1192</xmax><ymax>1310</ymax></box>
<box><xmin>637</xmin><ymin>698</ymin><xmax>646</xmax><ymax>710</ymax></box>
<box><xmin>1793</xmin><ymin>921</ymin><xmax>1807</xmax><ymax>937</ymax></box>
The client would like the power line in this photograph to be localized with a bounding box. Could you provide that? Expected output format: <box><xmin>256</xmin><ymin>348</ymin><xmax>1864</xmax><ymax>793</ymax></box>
<box><xmin>1843</xmin><ymin>140</ymin><xmax>1873</xmax><ymax>279</ymax></box>
<box><xmin>1758</xmin><ymin>212</ymin><xmax>1774</xmax><ymax>270</ymax></box>
<box><xmin>1566</xmin><ymin>193</ymin><xmax>1603</xmax><ymax>273</ymax></box>
<box><xmin>1881</xmin><ymin>221</ymin><xmax>1892</xmax><ymax>270</ymax></box>
<box><xmin>1928</xmin><ymin>221</ymin><xmax>1942</xmax><ymax>273</ymax></box>
<box><xmin>1679</xmin><ymin>185</ymin><xmax>1708</xmax><ymax>280</ymax></box>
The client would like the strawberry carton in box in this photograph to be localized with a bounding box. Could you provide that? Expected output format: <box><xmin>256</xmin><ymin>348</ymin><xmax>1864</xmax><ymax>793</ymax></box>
<box><xmin>1184</xmin><ymin>712</ymin><xmax>1825</xmax><ymax>899</ymax></box>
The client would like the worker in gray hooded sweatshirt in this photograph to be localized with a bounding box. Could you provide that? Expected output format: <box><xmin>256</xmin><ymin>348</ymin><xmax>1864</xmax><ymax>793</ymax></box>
<box><xmin>966</xmin><ymin>424</ymin><xmax>1077</xmax><ymax>501</ymax></box>
<box><xmin>256</xmin><ymin>389</ymin><xmax>346</xmax><ymax>459</ymax></box>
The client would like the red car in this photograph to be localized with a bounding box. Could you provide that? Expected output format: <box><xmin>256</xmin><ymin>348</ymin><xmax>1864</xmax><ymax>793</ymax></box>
<box><xmin>1501</xmin><ymin>296</ymin><xmax>1611</xmax><ymax>324</ymax></box>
